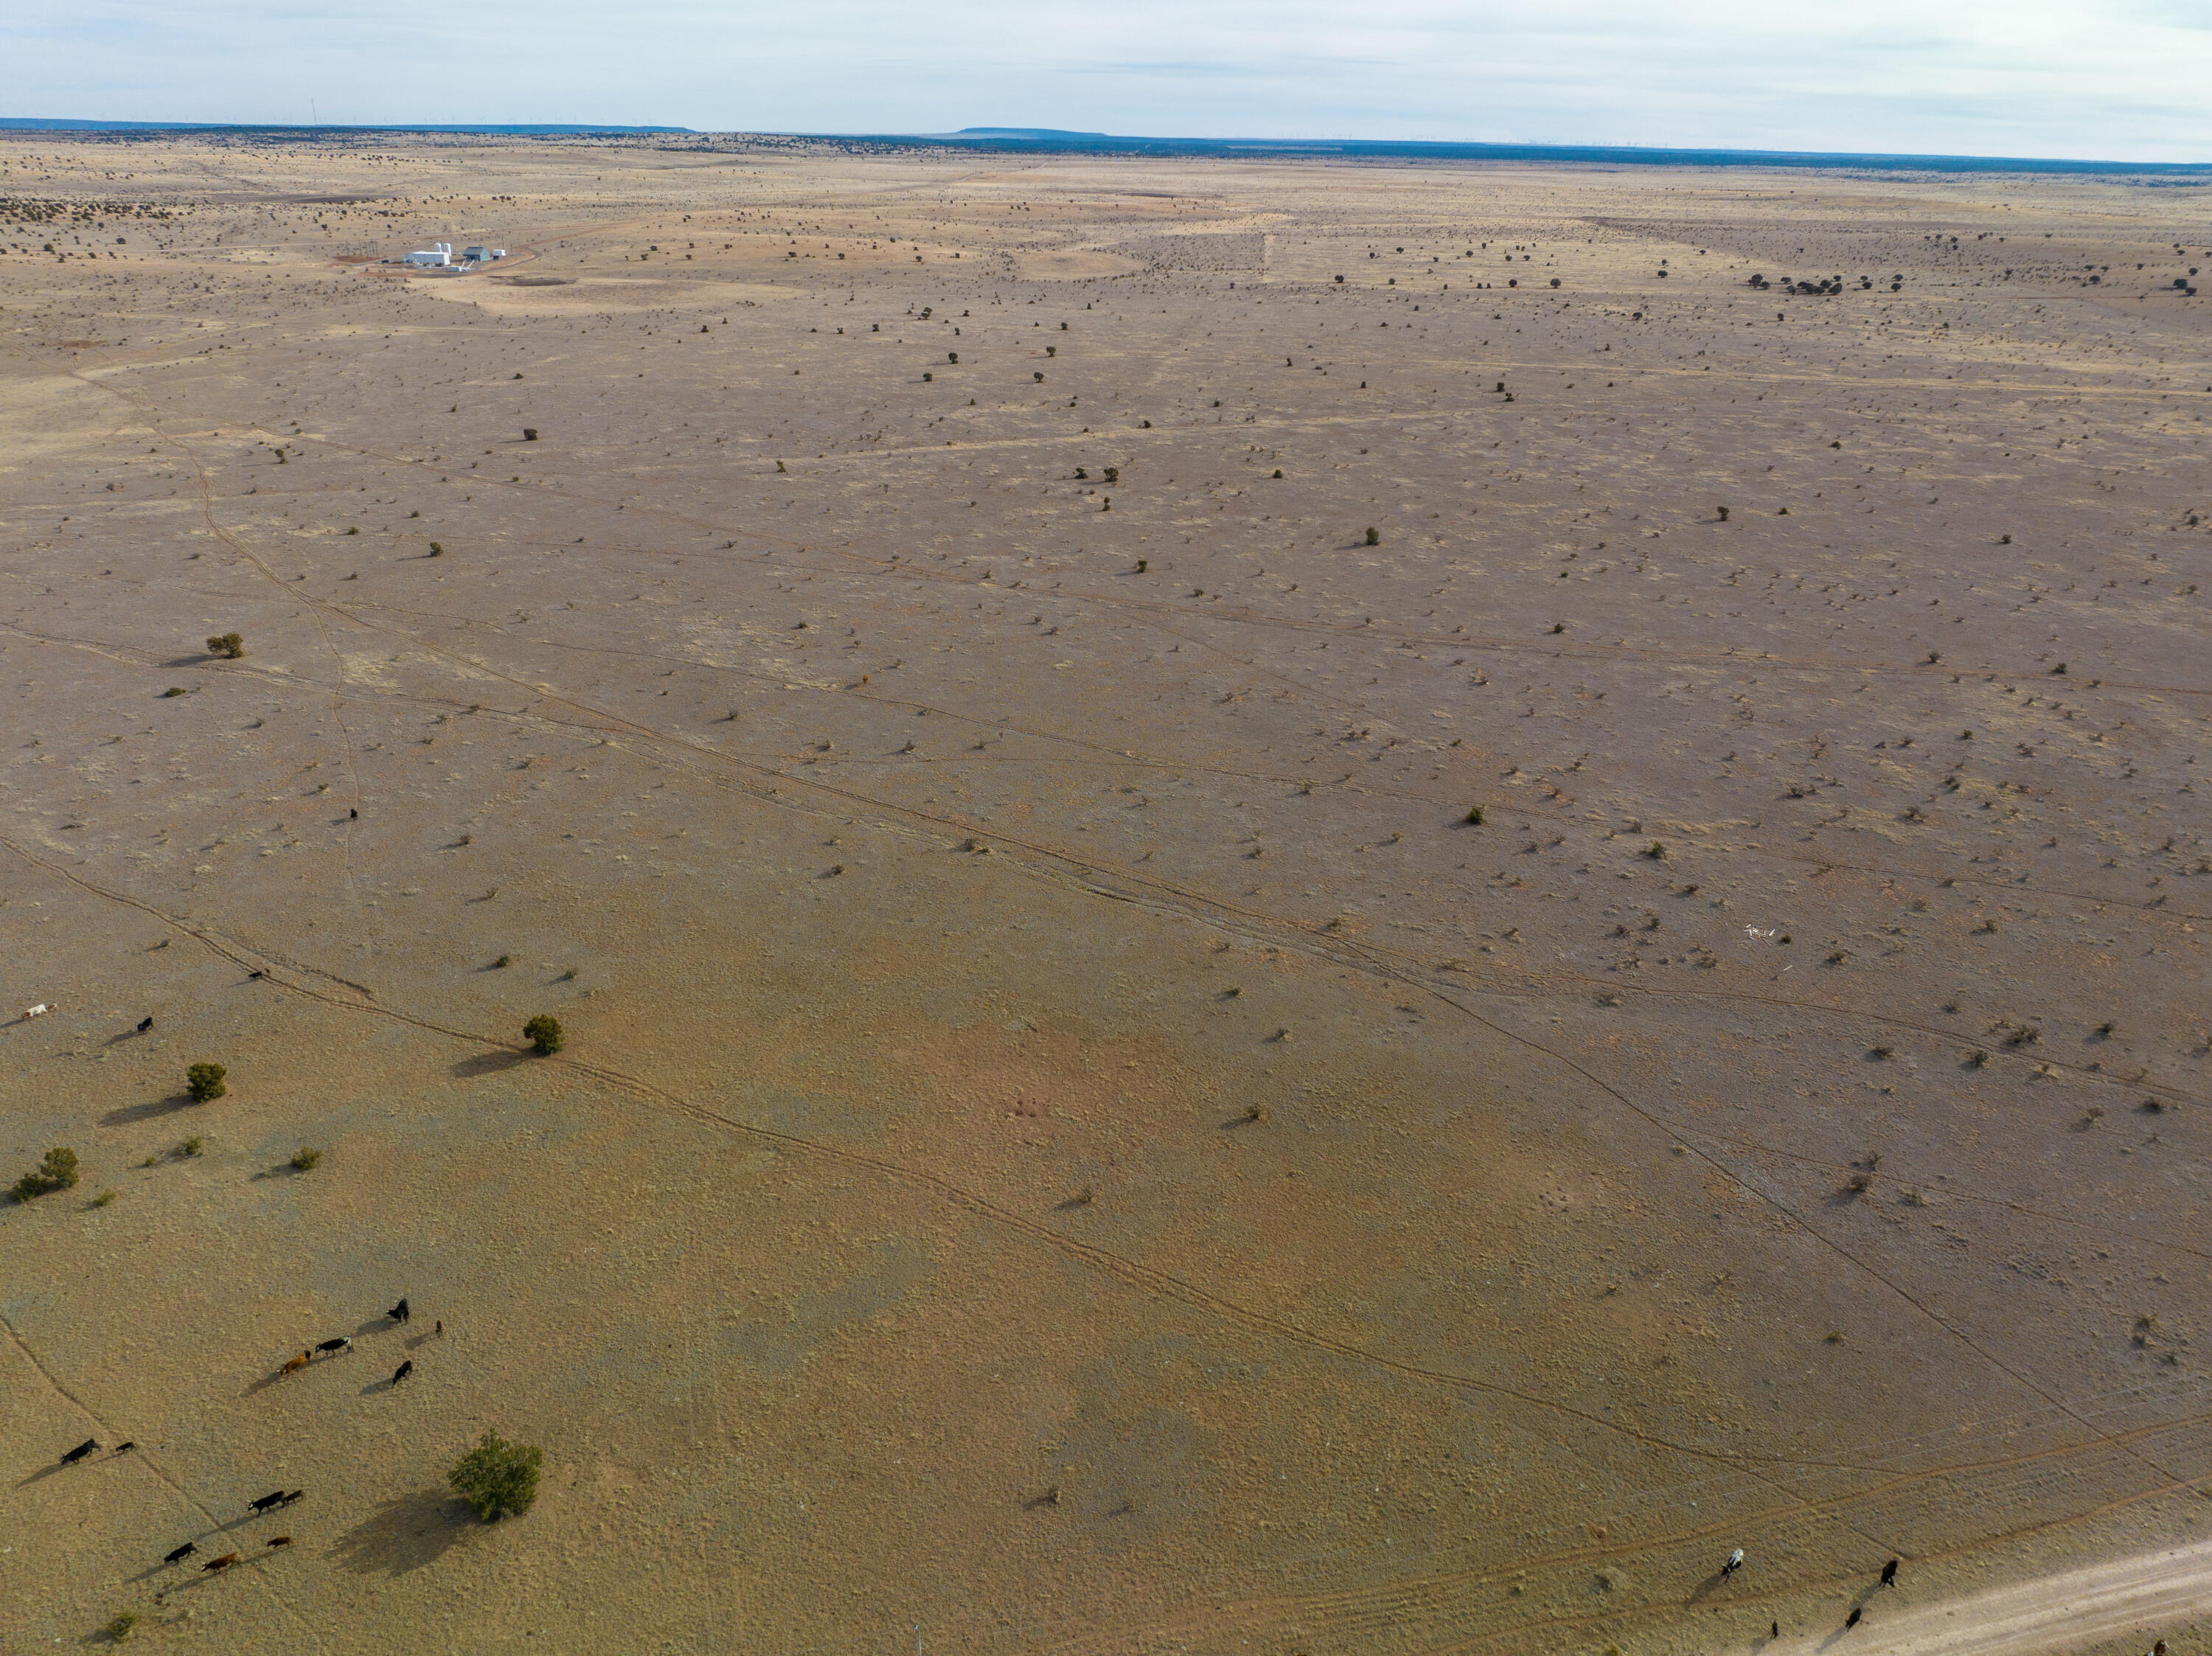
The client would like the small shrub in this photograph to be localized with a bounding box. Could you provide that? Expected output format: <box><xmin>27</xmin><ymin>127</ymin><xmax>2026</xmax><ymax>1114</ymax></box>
<box><xmin>92</xmin><ymin>1189</ymin><xmax>118</xmax><ymax>1208</ymax></box>
<box><xmin>186</xmin><ymin>1062</ymin><xmax>227</xmax><ymax>1102</ymax></box>
<box><xmin>345</xmin><ymin>525</ymin><xmax>358</xmax><ymax>535</ymax></box>
<box><xmin>1644</xmin><ymin>841</ymin><xmax>1666</xmax><ymax>859</ymax></box>
<box><xmin>206</xmin><ymin>632</ymin><xmax>244</xmax><ymax>659</ymax></box>
<box><xmin>180</xmin><ymin>1136</ymin><xmax>204</xmax><ymax>1157</ymax></box>
<box><xmin>105</xmin><ymin>1611</ymin><xmax>138</xmax><ymax>1642</ymax></box>
<box><xmin>11</xmin><ymin>1147</ymin><xmax>80</xmax><ymax>1203</ymax></box>
<box><xmin>1824</xmin><ymin>1329</ymin><xmax>1845</xmax><ymax>1344</ymax></box>
<box><xmin>1717</xmin><ymin>505</ymin><xmax>1730</xmax><ymax>521</ymax></box>
<box><xmin>1272</xmin><ymin>468</ymin><xmax>1283</xmax><ymax>478</ymax></box>
<box><xmin>1364</xmin><ymin>526</ymin><xmax>1380</xmax><ymax>546</ymax></box>
<box><xmin>449</xmin><ymin>1430</ymin><xmax>543</xmax><ymax>1521</ymax></box>
<box><xmin>524</xmin><ymin>1014</ymin><xmax>563</xmax><ymax>1056</ymax></box>
<box><xmin>1846</xmin><ymin>1172</ymin><xmax>1871</xmax><ymax>1194</ymax></box>
<box><xmin>428</xmin><ymin>541</ymin><xmax>444</xmax><ymax>556</ymax></box>
<box><xmin>291</xmin><ymin>1147</ymin><xmax>322</xmax><ymax>1172</ymax></box>
<box><xmin>161</xmin><ymin>686</ymin><xmax>188</xmax><ymax>697</ymax></box>
<box><xmin>1465</xmin><ymin>805</ymin><xmax>1484</xmax><ymax>825</ymax></box>
<box><xmin>493</xmin><ymin>953</ymin><xmax>511</xmax><ymax>969</ymax></box>
<box><xmin>1103</xmin><ymin>467</ymin><xmax>1118</xmax><ymax>484</ymax></box>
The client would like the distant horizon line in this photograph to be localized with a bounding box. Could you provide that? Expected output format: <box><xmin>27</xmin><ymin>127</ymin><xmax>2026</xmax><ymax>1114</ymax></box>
<box><xmin>1</xmin><ymin>118</ymin><xmax>2206</xmax><ymax>174</ymax></box>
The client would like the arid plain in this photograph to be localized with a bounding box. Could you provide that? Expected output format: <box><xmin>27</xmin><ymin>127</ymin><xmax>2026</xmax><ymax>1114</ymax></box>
<box><xmin>2</xmin><ymin>133</ymin><xmax>2209</xmax><ymax>1655</ymax></box>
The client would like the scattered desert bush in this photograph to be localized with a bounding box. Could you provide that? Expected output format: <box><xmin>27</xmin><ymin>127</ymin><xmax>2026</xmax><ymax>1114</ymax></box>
<box><xmin>92</xmin><ymin>1189</ymin><xmax>118</xmax><ymax>1208</ymax></box>
<box><xmin>12</xmin><ymin>1147</ymin><xmax>80</xmax><ymax>1203</ymax></box>
<box><xmin>524</xmin><ymin>1015</ymin><xmax>563</xmax><ymax>1056</ymax></box>
<box><xmin>186</xmin><ymin>1062</ymin><xmax>227</xmax><ymax>1102</ymax></box>
<box><xmin>1465</xmin><ymin>806</ymin><xmax>1484</xmax><ymax>825</ymax></box>
<box><xmin>206</xmin><ymin>632</ymin><xmax>244</xmax><ymax>659</ymax></box>
<box><xmin>291</xmin><ymin>1147</ymin><xmax>322</xmax><ymax>1172</ymax></box>
<box><xmin>180</xmin><ymin>1137</ymin><xmax>204</xmax><ymax>1157</ymax></box>
<box><xmin>105</xmin><ymin>1611</ymin><xmax>138</xmax><ymax>1642</ymax></box>
<box><xmin>449</xmin><ymin>1431</ymin><xmax>543</xmax><ymax>1521</ymax></box>
<box><xmin>1364</xmin><ymin>526</ymin><xmax>1380</xmax><ymax>546</ymax></box>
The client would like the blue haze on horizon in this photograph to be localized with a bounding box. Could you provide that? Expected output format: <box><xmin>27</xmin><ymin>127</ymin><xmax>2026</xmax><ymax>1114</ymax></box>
<box><xmin>6</xmin><ymin>0</ymin><xmax>2211</xmax><ymax>164</ymax></box>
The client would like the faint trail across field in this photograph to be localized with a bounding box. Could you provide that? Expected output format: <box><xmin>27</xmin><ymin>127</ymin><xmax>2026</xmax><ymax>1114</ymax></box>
<box><xmin>1756</xmin><ymin>1539</ymin><xmax>2212</xmax><ymax>1656</ymax></box>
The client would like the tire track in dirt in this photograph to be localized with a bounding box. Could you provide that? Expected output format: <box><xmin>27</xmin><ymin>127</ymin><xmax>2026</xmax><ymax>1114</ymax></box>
<box><xmin>0</xmin><ymin>829</ymin><xmax>2060</xmax><ymax>1503</ymax></box>
<box><xmin>15</xmin><ymin>829</ymin><xmax>2212</xmax><ymax>1636</ymax></box>
<box><xmin>0</xmin><ymin>1309</ymin><xmax>326</xmax><ymax>1643</ymax></box>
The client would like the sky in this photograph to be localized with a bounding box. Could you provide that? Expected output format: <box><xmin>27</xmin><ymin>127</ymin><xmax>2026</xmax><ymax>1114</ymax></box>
<box><xmin>7</xmin><ymin>0</ymin><xmax>2212</xmax><ymax>161</ymax></box>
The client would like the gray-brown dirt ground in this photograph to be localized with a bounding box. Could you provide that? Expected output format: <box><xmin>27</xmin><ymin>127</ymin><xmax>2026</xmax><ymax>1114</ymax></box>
<box><xmin>1</xmin><ymin>133</ymin><xmax>2208</xmax><ymax>1655</ymax></box>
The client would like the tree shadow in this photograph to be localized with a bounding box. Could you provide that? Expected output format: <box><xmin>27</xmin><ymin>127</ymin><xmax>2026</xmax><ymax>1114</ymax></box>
<box><xmin>100</xmin><ymin>1095</ymin><xmax>195</xmax><ymax>1127</ymax></box>
<box><xmin>450</xmin><ymin>1050</ymin><xmax>524</xmax><ymax>1080</ymax></box>
<box><xmin>328</xmin><ymin>1488</ymin><xmax>475</xmax><ymax>1578</ymax></box>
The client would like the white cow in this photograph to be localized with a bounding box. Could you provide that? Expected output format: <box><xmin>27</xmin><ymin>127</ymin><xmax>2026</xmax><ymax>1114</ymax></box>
<box><xmin>22</xmin><ymin>1003</ymin><xmax>51</xmax><ymax>1020</ymax></box>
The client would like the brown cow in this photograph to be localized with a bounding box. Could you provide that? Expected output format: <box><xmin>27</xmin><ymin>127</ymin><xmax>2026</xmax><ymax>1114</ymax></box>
<box><xmin>280</xmin><ymin>1351</ymin><xmax>310</xmax><ymax>1377</ymax></box>
<box><xmin>267</xmin><ymin>1536</ymin><xmax>293</xmax><ymax>1549</ymax></box>
<box><xmin>202</xmin><ymin>1552</ymin><xmax>241</xmax><ymax>1573</ymax></box>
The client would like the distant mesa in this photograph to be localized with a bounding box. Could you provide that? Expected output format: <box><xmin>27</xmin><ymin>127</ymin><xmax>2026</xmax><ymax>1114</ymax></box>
<box><xmin>947</xmin><ymin>128</ymin><xmax>1111</xmax><ymax>141</ymax></box>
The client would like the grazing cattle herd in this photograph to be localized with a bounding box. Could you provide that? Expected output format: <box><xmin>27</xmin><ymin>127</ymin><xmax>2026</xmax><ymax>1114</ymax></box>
<box><xmin>45</xmin><ymin>1296</ymin><xmax>426</xmax><ymax>1584</ymax></box>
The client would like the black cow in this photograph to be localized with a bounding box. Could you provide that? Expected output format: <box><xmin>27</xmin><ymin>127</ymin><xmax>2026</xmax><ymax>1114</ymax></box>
<box><xmin>60</xmin><ymin>1438</ymin><xmax>100</xmax><ymax>1465</ymax></box>
<box><xmin>392</xmin><ymin>1360</ymin><xmax>413</xmax><ymax>1386</ymax></box>
<box><xmin>387</xmin><ymin>1298</ymin><xmax>409</xmax><ymax>1323</ymax></box>
<box><xmin>248</xmin><ymin>1489</ymin><xmax>288</xmax><ymax>1513</ymax></box>
<box><xmin>164</xmin><ymin>1542</ymin><xmax>198</xmax><ymax>1566</ymax></box>
<box><xmin>1845</xmin><ymin>1606</ymin><xmax>1862</xmax><ymax>1629</ymax></box>
<box><xmin>114</xmin><ymin>1441</ymin><xmax>135</xmax><ymax>1455</ymax></box>
<box><xmin>316</xmin><ymin>1336</ymin><xmax>352</xmax><ymax>1356</ymax></box>
<box><xmin>136</xmin><ymin>1016</ymin><xmax>154</xmax><ymax>1033</ymax></box>
<box><xmin>1880</xmin><ymin>1558</ymin><xmax>1899</xmax><ymax>1587</ymax></box>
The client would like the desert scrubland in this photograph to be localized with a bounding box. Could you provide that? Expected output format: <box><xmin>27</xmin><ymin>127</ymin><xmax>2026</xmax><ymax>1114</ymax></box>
<box><xmin>1</xmin><ymin>132</ymin><xmax>2209</xmax><ymax>1655</ymax></box>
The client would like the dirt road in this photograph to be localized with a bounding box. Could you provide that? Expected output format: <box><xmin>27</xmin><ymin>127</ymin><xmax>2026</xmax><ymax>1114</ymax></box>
<box><xmin>1761</xmin><ymin>1540</ymin><xmax>2212</xmax><ymax>1655</ymax></box>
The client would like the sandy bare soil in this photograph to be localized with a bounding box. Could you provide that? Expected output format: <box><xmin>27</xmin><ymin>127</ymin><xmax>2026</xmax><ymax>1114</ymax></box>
<box><xmin>1760</xmin><ymin>1537</ymin><xmax>2212</xmax><ymax>1655</ymax></box>
<box><xmin>1</xmin><ymin>132</ymin><xmax>2208</xmax><ymax>1655</ymax></box>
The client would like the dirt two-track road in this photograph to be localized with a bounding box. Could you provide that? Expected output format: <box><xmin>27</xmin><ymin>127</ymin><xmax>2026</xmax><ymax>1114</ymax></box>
<box><xmin>1</xmin><ymin>132</ymin><xmax>2208</xmax><ymax>1655</ymax></box>
<box><xmin>1761</xmin><ymin>1538</ymin><xmax>2212</xmax><ymax>1655</ymax></box>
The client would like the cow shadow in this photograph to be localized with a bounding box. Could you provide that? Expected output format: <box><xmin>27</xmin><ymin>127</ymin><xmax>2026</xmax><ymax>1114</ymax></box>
<box><xmin>450</xmin><ymin>1050</ymin><xmax>524</xmax><ymax>1080</ymax></box>
<box><xmin>241</xmin><ymin>1360</ymin><xmax>310</xmax><ymax>1399</ymax></box>
<box><xmin>329</xmin><ymin>1488</ymin><xmax>474</xmax><ymax>1577</ymax></box>
<box><xmin>1685</xmin><ymin>1567</ymin><xmax>1734</xmax><ymax>1604</ymax></box>
<box><xmin>100</xmin><ymin>1094</ymin><xmax>195</xmax><ymax>1127</ymax></box>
